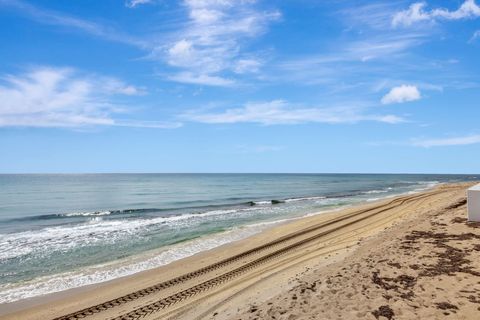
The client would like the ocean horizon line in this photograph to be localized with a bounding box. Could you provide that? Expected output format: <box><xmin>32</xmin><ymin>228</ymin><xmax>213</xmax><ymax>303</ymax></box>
<box><xmin>1</xmin><ymin>172</ymin><xmax>479</xmax><ymax>175</ymax></box>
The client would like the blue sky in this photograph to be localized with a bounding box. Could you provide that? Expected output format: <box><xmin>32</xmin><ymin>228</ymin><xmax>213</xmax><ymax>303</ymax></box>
<box><xmin>0</xmin><ymin>0</ymin><xmax>479</xmax><ymax>173</ymax></box>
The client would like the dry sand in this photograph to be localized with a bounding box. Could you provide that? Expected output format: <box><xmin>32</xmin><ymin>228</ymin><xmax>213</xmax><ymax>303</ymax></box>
<box><xmin>1</xmin><ymin>183</ymin><xmax>478</xmax><ymax>320</ymax></box>
<box><xmin>229</xmin><ymin>183</ymin><xmax>480</xmax><ymax>320</ymax></box>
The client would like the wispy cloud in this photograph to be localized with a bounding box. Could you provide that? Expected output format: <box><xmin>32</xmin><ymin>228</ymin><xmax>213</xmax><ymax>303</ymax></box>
<box><xmin>1</xmin><ymin>0</ymin><xmax>279</xmax><ymax>87</ymax></box>
<box><xmin>0</xmin><ymin>0</ymin><xmax>146</xmax><ymax>47</ymax></box>
<box><xmin>272</xmin><ymin>32</ymin><xmax>427</xmax><ymax>94</ymax></box>
<box><xmin>276</xmin><ymin>3</ymin><xmax>429</xmax><ymax>88</ymax></box>
<box><xmin>151</xmin><ymin>0</ymin><xmax>280</xmax><ymax>86</ymax></box>
<box><xmin>125</xmin><ymin>0</ymin><xmax>153</xmax><ymax>8</ymax></box>
<box><xmin>471</xmin><ymin>30</ymin><xmax>480</xmax><ymax>41</ymax></box>
<box><xmin>280</xmin><ymin>33</ymin><xmax>424</xmax><ymax>71</ymax></box>
<box><xmin>373</xmin><ymin>80</ymin><xmax>442</xmax><ymax>93</ymax></box>
<box><xmin>275</xmin><ymin>0</ymin><xmax>474</xmax><ymax>98</ymax></box>
<box><xmin>0</xmin><ymin>67</ymin><xmax>179</xmax><ymax>128</ymax></box>
<box><xmin>381</xmin><ymin>85</ymin><xmax>421</xmax><ymax>104</ymax></box>
<box><xmin>167</xmin><ymin>72</ymin><xmax>235</xmax><ymax>87</ymax></box>
<box><xmin>393</xmin><ymin>0</ymin><xmax>480</xmax><ymax>27</ymax></box>
<box><xmin>412</xmin><ymin>134</ymin><xmax>480</xmax><ymax>147</ymax></box>
<box><xmin>181</xmin><ymin>100</ymin><xmax>405</xmax><ymax>125</ymax></box>
<box><xmin>339</xmin><ymin>1</ymin><xmax>405</xmax><ymax>31</ymax></box>
<box><xmin>346</xmin><ymin>35</ymin><xmax>425</xmax><ymax>62</ymax></box>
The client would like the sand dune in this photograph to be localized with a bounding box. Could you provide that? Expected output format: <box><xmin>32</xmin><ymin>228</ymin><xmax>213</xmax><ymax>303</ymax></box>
<box><xmin>2</xmin><ymin>183</ymin><xmax>477</xmax><ymax>320</ymax></box>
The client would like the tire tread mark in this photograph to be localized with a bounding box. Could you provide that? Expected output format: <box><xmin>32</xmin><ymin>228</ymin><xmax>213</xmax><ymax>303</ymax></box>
<box><xmin>52</xmin><ymin>190</ymin><xmax>447</xmax><ymax>320</ymax></box>
<box><xmin>112</xmin><ymin>191</ymin><xmax>444</xmax><ymax>319</ymax></box>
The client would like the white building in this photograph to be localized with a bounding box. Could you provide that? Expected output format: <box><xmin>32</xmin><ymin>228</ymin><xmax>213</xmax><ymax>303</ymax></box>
<box><xmin>467</xmin><ymin>184</ymin><xmax>480</xmax><ymax>222</ymax></box>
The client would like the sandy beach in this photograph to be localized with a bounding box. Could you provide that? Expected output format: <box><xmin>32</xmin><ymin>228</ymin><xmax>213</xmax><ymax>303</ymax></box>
<box><xmin>3</xmin><ymin>0</ymin><xmax>480</xmax><ymax>318</ymax></box>
<box><xmin>2</xmin><ymin>182</ymin><xmax>479</xmax><ymax>320</ymax></box>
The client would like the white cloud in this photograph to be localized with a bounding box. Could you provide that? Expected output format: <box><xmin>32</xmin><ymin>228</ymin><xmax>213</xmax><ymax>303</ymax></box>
<box><xmin>393</xmin><ymin>0</ymin><xmax>480</xmax><ymax>27</ymax></box>
<box><xmin>125</xmin><ymin>0</ymin><xmax>153</xmax><ymax>8</ymax></box>
<box><xmin>340</xmin><ymin>2</ymin><xmax>401</xmax><ymax>31</ymax></box>
<box><xmin>277</xmin><ymin>33</ymin><xmax>427</xmax><ymax>85</ymax></box>
<box><xmin>381</xmin><ymin>85</ymin><xmax>421</xmax><ymax>104</ymax></box>
<box><xmin>392</xmin><ymin>3</ymin><xmax>432</xmax><ymax>27</ymax></box>
<box><xmin>167</xmin><ymin>39</ymin><xmax>195</xmax><ymax>67</ymax></box>
<box><xmin>433</xmin><ymin>0</ymin><xmax>480</xmax><ymax>19</ymax></box>
<box><xmin>101</xmin><ymin>78</ymin><xmax>146</xmax><ymax>96</ymax></box>
<box><xmin>181</xmin><ymin>100</ymin><xmax>405</xmax><ymax>125</ymax></box>
<box><xmin>374</xmin><ymin>80</ymin><xmax>442</xmax><ymax>93</ymax></box>
<box><xmin>0</xmin><ymin>67</ymin><xmax>177</xmax><ymax>128</ymax></box>
<box><xmin>412</xmin><ymin>134</ymin><xmax>480</xmax><ymax>147</ymax></box>
<box><xmin>154</xmin><ymin>0</ymin><xmax>280</xmax><ymax>85</ymax></box>
<box><xmin>347</xmin><ymin>35</ymin><xmax>425</xmax><ymax>62</ymax></box>
<box><xmin>0</xmin><ymin>1</ymin><xmax>277</xmax><ymax>88</ymax></box>
<box><xmin>233</xmin><ymin>59</ymin><xmax>262</xmax><ymax>74</ymax></box>
<box><xmin>168</xmin><ymin>72</ymin><xmax>234</xmax><ymax>87</ymax></box>
<box><xmin>0</xmin><ymin>0</ymin><xmax>145</xmax><ymax>47</ymax></box>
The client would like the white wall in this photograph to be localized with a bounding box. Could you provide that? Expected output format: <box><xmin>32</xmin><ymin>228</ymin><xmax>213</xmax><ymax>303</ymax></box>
<box><xmin>468</xmin><ymin>184</ymin><xmax>480</xmax><ymax>222</ymax></box>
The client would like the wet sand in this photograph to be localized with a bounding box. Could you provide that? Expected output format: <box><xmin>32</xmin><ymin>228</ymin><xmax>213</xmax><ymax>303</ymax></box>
<box><xmin>2</xmin><ymin>183</ymin><xmax>477</xmax><ymax>320</ymax></box>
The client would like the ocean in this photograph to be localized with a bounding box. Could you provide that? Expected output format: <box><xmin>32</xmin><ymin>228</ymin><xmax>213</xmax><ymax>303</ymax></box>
<box><xmin>0</xmin><ymin>173</ymin><xmax>477</xmax><ymax>304</ymax></box>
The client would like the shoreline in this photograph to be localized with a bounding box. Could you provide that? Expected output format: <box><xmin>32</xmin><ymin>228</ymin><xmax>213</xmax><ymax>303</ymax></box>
<box><xmin>0</xmin><ymin>184</ymin><xmax>432</xmax><ymax>307</ymax></box>
<box><xmin>1</xmin><ymin>182</ymin><xmax>474</xmax><ymax>319</ymax></box>
<box><xmin>0</xmin><ymin>182</ymin><xmax>439</xmax><ymax>306</ymax></box>
<box><xmin>0</xmin><ymin>202</ymin><xmax>345</xmax><ymax>315</ymax></box>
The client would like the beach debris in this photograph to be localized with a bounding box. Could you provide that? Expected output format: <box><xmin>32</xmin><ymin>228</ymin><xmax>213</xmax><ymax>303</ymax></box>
<box><xmin>435</xmin><ymin>302</ymin><xmax>458</xmax><ymax>311</ymax></box>
<box><xmin>372</xmin><ymin>272</ymin><xmax>416</xmax><ymax>291</ymax></box>
<box><xmin>445</xmin><ymin>198</ymin><xmax>467</xmax><ymax>210</ymax></box>
<box><xmin>466</xmin><ymin>221</ymin><xmax>480</xmax><ymax>228</ymax></box>
<box><xmin>371</xmin><ymin>305</ymin><xmax>395</xmax><ymax>320</ymax></box>
<box><xmin>386</xmin><ymin>261</ymin><xmax>402</xmax><ymax>269</ymax></box>
<box><xmin>450</xmin><ymin>216</ymin><xmax>480</xmax><ymax>228</ymax></box>
<box><xmin>451</xmin><ymin>217</ymin><xmax>468</xmax><ymax>223</ymax></box>
<box><xmin>403</xmin><ymin>231</ymin><xmax>480</xmax><ymax>277</ymax></box>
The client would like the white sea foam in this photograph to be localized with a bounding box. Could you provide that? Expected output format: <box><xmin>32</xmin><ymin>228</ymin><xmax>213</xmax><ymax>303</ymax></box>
<box><xmin>252</xmin><ymin>200</ymin><xmax>272</xmax><ymax>205</ymax></box>
<box><xmin>250</xmin><ymin>196</ymin><xmax>326</xmax><ymax>205</ymax></box>
<box><xmin>363</xmin><ymin>187</ymin><xmax>393</xmax><ymax>194</ymax></box>
<box><xmin>62</xmin><ymin>211</ymin><xmax>112</xmax><ymax>217</ymax></box>
<box><xmin>0</xmin><ymin>207</ymin><xmax>259</xmax><ymax>261</ymax></box>
<box><xmin>313</xmin><ymin>197</ymin><xmax>354</xmax><ymax>206</ymax></box>
<box><xmin>415</xmin><ymin>181</ymin><xmax>440</xmax><ymax>191</ymax></box>
<box><xmin>366</xmin><ymin>182</ymin><xmax>440</xmax><ymax>202</ymax></box>
<box><xmin>0</xmin><ymin>221</ymin><xmax>277</xmax><ymax>304</ymax></box>
<box><xmin>284</xmin><ymin>196</ymin><xmax>326</xmax><ymax>202</ymax></box>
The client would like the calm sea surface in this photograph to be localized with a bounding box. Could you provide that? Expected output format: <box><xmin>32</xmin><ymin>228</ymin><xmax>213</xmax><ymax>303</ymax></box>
<box><xmin>0</xmin><ymin>174</ymin><xmax>477</xmax><ymax>303</ymax></box>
